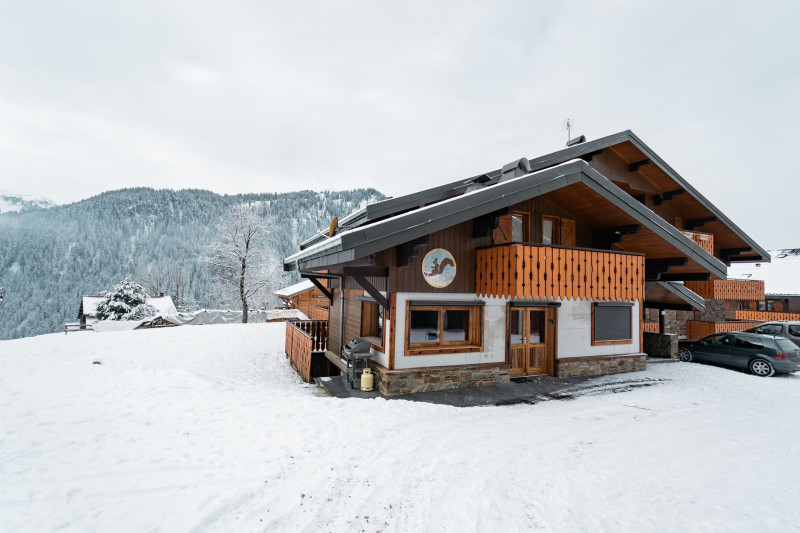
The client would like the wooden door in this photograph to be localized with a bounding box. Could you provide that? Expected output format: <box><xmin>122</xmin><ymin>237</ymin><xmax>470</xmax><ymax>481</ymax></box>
<box><xmin>508</xmin><ymin>307</ymin><xmax>556</xmax><ymax>376</ymax></box>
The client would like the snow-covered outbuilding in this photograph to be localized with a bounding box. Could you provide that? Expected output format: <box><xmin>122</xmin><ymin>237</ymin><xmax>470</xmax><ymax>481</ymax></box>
<box><xmin>77</xmin><ymin>295</ymin><xmax>178</xmax><ymax>327</ymax></box>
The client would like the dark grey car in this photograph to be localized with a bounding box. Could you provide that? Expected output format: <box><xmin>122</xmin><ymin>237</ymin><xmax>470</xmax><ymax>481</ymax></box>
<box><xmin>744</xmin><ymin>321</ymin><xmax>800</xmax><ymax>348</ymax></box>
<box><xmin>678</xmin><ymin>333</ymin><xmax>800</xmax><ymax>377</ymax></box>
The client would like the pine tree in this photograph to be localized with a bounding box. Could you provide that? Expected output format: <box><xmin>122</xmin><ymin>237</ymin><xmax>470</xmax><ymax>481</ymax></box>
<box><xmin>95</xmin><ymin>276</ymin><xmax>157</xmax><ymax>321</ymax></box>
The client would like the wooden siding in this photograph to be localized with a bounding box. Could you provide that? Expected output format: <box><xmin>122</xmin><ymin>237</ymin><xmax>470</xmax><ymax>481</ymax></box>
<box><xmin>476</xmin><ymin>244</ymin><xmax>645</xmax><ymax>301</ymax></box>
<box><xmin>642</xmin><ymin>321</ymin><xmax>659</xmax><ymax>333</ymax></box>
<box><xmin>681</xmin><ymin>230</ymin><xmax>714</xmax><ymax>255</ymax></box>
<box><xmin>685</xmin><ymin>280</ymin><xmax>765</xmax><ymax>301</ymax></box>
<box><xmin>685</xmin><ymin>320</ymin><xmax>762</xmax><ymax>341</ymax></box>
<box><xmin>311</xmin><ymin>305</ymin><xmax>329</xmax><ymax>321</ymax></box>
<box><xmin>734</xmin><ymin>310</ymin><xmax>800</xmax><ymax>322</ymax></box>
<box><xmin>327</xmin><ymin>289</ymin><xmax>364</xmax><ymax>354</ymax></box>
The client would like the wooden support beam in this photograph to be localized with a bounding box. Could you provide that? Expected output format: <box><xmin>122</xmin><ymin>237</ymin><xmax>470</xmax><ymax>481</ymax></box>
<box><xmin>303</xmin><ymin>275</ymin><xmax>334</xmax><ymax>302</ymax></box>
<box><xmin>657</xmin><ymin>273</ymin><xmax>711</xmax><ymax>282</ymax></box>
<box><xmin>580</xmin><ymin>149</ymin><xmax>603</xmax><ymax>162</ymax></box>
<box><xmin>684</xmin><ymin>216</ymin><xmax>717</xmax><ymax>230</ymax></box>
<box><xmin>628</xmin><ymin>158</ymin><xmax>651</xmax><ymax>172</ymax></box>
<box><xmin>348</xmin><ymin>272</ymin><xmax>390</xmax><ymax>311</ymax></box>
<box><xmin>645</xmin><ymin>257</ymin><xmax>688</xmax><ymax>281</ymax></box>
<box><xmin>592</xmin><ymin>224</ymin><xmax>641</xmax><ymax>249</ymax></box>
<box><xmin>653</xmin><ymin>188</ymin><xmax>685</xmax><ymax>205</ymax></box>
<box><xmin>721</xmin><ymin>247</ymin><xmax>752</xmax><ymax>264</ymax></box>
<box><xmin>396</xmin><ymin>236</ymin><xmax>428</xmax><ymax>267</ymax></box>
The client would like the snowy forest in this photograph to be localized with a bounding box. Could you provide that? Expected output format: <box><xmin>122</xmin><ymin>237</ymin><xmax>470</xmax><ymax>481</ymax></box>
<box><xmin>0</xmin><ymin>187</ymin><xmax>383</xmax><ymax>340</ymax></box>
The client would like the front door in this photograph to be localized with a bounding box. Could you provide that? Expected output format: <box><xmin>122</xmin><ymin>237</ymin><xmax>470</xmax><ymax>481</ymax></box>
<box><xmin>508</xmin><ymin>306</ymin><xmax>556</xmax><ymax>376</ymax></box>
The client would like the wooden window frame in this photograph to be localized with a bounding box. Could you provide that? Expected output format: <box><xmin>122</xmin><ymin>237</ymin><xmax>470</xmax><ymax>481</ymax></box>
<box><xmin>591</xmin><ymin>303</ymin><xmax>634</xmax><ymax>346</ymax></box>
<box><xmin>404</xmin><ymin>302</ymin><xmax>484</xmax><ymax>356</ymax></box>
<box><xmin>360</xmin><ymin>300</ymin><xmax>385</xmax><ymax>352</ymax></box>
<box><xmin>542</xmin><ymin>215</ymin><xmax>560</xmax><ymax>246</ymax></box>
<box><xmin>493</xmin><ymin>211</ymin><xmax>530</xmax><ymax>245</ymax></box>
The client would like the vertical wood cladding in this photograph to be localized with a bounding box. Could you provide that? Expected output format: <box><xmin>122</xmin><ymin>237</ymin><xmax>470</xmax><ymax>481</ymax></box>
<box><xmin>512</xmin><ymin>197</ymin><xmax>592</xmax><ymax>248</ymax></box>
<box><xmin>328</xmin><ymin>289</ymin><xmax>364</xmax><ymax>353</ymax></box>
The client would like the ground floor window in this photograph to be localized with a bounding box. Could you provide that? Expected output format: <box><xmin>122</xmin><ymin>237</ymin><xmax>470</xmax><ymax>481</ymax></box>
<box><xmin>406</xmin><ymin>303</ymin><xmax>483</xmax><ymax>355</ymax></box>
<box><xmin>361</xmin><ymin>300</ymin><xmax>384</xmax><ymax>349</ymax></box>
<box><xmin>591</xmin><ymin>302</ymin><xmax>633</xmax><ymax>345</ymax></box>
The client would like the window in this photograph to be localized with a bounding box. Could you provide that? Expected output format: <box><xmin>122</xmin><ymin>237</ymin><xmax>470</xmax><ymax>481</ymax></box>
<box><xmin>406</xmin><ymin>303</ymin><xmax>483</xmax><ymax>355</ymax></box>
<box><xmin>541</xmin><ymin>216</ymin><xmax>576</xmax><ymax>247</ymax></box>
<box><xmin>753</xmin><ymin>324</ymin><xmax>782</xmax><ymax>335</ymax></box>
<box><xmin>493</xmin><ymin>212</ymin><xmax>530</xmax><ymax>244</ymax></box>
<box><xmin>735</xmin><ymin>336</ymin><xmax>764</xmax><ymax>350</ymax></box>
<box><xmin>591</xmin><ymin>303</ymin><xmax>633</xmax><ymax>345</ymax></box>
<box><xmin>788</xmin><ymin>325</ymin><xmax>800</xmax><ymax>336</ymax></box>
<box><xmin>542</xmin><ymin>216</ymin><xmax>557</xmax><ymax>245</ymax></box>
<box><xmin>360</xmin><ymin>300</ymin><xmax>384</xmax><ymax>349</ymax></box>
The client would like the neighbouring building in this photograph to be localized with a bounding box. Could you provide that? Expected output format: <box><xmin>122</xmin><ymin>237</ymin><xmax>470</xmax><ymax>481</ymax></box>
<box><xmin>283</xmin><ymin>131</ymin><xmax>767</xmax><ymax>395</ymax></box>
<box><xmin>76</xmin><ymin>295</ymin><xmax>178</xmax><ymax>328</ymax></box>
<box><xmin>274</xmin><ymin>279</ymin><xmax>330</xmax><ymax>320</ymax></box>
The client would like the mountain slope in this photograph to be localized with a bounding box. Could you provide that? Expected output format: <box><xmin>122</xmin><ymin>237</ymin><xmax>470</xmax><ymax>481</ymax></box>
<box><xmin>0</xmin><ymin>187</ymin><xmax>383</xmax><ymax>339</ymax></box>
<box><xmin>0</xmin><ymin>190</ymin><xmax>56</xmax><ymax>214</ymax></box>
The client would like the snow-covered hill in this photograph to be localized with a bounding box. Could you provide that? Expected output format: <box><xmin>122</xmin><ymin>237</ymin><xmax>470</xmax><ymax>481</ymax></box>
<box><xmin>0</xmin><ymin>190</ymin><xmax>56</xmax><ymax>214</ymax></box>
<box><xmin>1</xmin><ymin>324</ymin><xmax>799</xmax><ymax>531</ymax></box>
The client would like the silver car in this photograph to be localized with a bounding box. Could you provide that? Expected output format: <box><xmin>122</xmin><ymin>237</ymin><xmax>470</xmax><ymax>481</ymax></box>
<box><xmin>744</xmin><ymin>321</ymin><xmax>800</xmax><ymax>348</ymax></box>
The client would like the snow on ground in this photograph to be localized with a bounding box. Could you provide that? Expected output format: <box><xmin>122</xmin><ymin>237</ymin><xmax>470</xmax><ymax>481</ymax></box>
<box><xmin>1</xmin><ymin>324</ymin><xmax>799</xmax><ymax>532</ymax></box>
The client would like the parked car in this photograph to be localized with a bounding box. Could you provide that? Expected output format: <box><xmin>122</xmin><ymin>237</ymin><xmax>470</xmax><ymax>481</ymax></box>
<box><xmin>678</xmin><ymin>332</ymin><xmax>800</xmax><ymax>377</ymax></box>
<box><xmin>743</xmin><ymin>321</ymin><xmax>800</xmax><ymax>348</ymax></box>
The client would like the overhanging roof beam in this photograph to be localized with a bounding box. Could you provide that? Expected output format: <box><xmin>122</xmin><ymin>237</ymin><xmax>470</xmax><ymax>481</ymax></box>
<box><xmin>344</xmin><ymin>268</ymin><xmax>390</xmax><ymax>310</ymax></box>
<box><xmin>657</xmin><ymin>273</ymin><xmax>711</xmax><ymax>282</ymax></box>
<box><xmin>684</xmin><ymin>216</ymin><xmax>717</xmax><ymax>230</ymax></box>
<box><xmin>301</xmin><ymin>274</ymin><xmax>334</xmax><ymax>302</ymax></box>
<box><xmin>628</xmin><ymin>158</ymin><xmax>651</xmax><ymax>172</ymax></box>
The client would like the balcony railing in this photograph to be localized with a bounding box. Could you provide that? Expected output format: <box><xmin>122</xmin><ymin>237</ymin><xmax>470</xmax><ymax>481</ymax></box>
<box><xmin>285</xmin><ymin>320</ymin><xmax>329</xmax><ymax>382</ymax></box>
<box><xmin>685</xmin><ymin>320</ymin><xmax>762</xmax><ymax>340</ymax></box>
<box><xmin>476</xmin><ymin>244</ymin><xmax>645</xmax><ymax>301</ymax></box>
<box><xmin>681</xmin><ymin>230</ymin><xmax>714</xmax><ymax>255</ymax></box>
<box><xmin>734</xmin><ymin>310</ymin><xmax>800</xmax><ymax>322</ymax></box>
<box><xmin>685</xmin><ymin>280</ymin><xmax>765</xmax><ymax>301</ymax></box>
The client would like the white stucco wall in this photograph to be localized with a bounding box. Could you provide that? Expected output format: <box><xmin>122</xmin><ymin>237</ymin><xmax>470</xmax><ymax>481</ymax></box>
<box><xmin>373</xmin><ymin>293</ymin><xmax>641</xmax><ymax>370</ymax></box>
<box><xmin>557</xmin><ymin>299</ymin><xmax>641</xmax><ymax>358</ymax></box>
<box><xmin>391</xmin><ymin>292</ymin><xmax>507</xmax><ymax>370</ymax></box>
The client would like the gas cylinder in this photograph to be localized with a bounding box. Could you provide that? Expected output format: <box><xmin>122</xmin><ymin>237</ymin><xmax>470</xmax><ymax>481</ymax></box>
<box><xmin>361</xmin><ymin>367</ymin><xmax>374</xmax><ymax>392</ymax></box>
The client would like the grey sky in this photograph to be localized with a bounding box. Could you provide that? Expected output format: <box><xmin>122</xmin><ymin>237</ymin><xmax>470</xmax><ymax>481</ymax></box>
<box><xmin>1</xmin><ymin>1</ymin><xmax>798</xmax><ymax>248</ymax></box>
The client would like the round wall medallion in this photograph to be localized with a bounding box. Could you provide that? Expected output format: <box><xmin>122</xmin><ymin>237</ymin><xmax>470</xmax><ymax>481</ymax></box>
<box><xmin>422</xmin><ymin>248</ymin><xmax>457</xmax><ymax>288</ymax></box>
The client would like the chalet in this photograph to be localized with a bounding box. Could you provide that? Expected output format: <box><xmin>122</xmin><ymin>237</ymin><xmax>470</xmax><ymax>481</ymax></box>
<box><xmin>283</xmin><ymin>131</ymin><xmax>768</xmax><ymax>395</ymax></box>
<box><xmin>274</xmin><ymin>279</ymin><xmax>330</xmax><ymax>320</ymax></box>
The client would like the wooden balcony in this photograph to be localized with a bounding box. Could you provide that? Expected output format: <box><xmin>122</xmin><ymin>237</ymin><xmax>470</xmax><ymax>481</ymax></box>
<box><xmin>285</xmin><ymin>320</ymin><xmax>329</xmax><ymax>382</ymax></box>
<box><xmin>680</xmin><ymin>230</ymin><xmax>714</xmax><ymax>255</ymax></box>
<box><xmin>642</xmin><ymin>321</ymin><xmax>659</xmax><ymax>333</ymax></box>
<box><xmin>685</xmin><ymin>280</ymin><xmax>765</xmax><ymax>301</ymax></box>
<box><xmin>476</xmin><ymin>244</ymin><xmax>645</xmax><ymax>301</ymax></box>
<box><xmin>733</xmin><ymin>310</ymin><xmax>800</xmax><ymax>322</ymax></box>
<box><xmin>685</xmin><ymin>320</ymin><xmax>762</xmax><ymax>340</ymax></box>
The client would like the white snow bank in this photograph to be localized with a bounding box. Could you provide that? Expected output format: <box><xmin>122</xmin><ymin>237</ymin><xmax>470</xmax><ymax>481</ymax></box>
<box><xmin>1</xmin><ymin>325</ymin><xmax>799</xmax><ymax>531</ymax></box>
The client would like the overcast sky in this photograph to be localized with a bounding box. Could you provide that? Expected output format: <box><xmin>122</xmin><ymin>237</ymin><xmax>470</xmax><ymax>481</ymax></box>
<box><xmin>0</xmin><ymin>1</ymin><xmax>798</xmax><ymax>248</ymax></box>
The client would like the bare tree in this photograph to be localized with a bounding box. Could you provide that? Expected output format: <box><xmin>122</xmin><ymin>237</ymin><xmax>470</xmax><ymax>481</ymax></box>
<box><xmin>201</xmin><ymin>203</ymin><xmax>277</xmax><ymax>323</ymax></box>
<box><xmin>137</xmin><ymin>260</ymin><xmax>192</xmax><ymax>312</ymax></box>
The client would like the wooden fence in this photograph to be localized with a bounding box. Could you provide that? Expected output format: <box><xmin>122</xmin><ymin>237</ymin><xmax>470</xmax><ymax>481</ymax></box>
<box><xmin>685</xmin><ymin>320</ymin><xmax>761</xmax><ymax>340</ymax></box>
<box><xmin>685</xmin><ymin>279</ymin><xmax>764</xmax><ymax>301</ymax></box>
<box><xmin>476</xmin><ymin>244</ymin><xmax>645</xmax><ymax>301</ymax></box>
<box><xmin>733</xmin><ymin>310</ymin><xmax>800</xmax><ymax>322</ymax></box>
<box><xmin>284</xmin><ymin>320</ymin><xmax>329</xmax><ymax>382</ymax></box>
<box><xmin>681</xmin><ymin>230</ymin><xmax>714</xmax><ymax>255</ymax></box>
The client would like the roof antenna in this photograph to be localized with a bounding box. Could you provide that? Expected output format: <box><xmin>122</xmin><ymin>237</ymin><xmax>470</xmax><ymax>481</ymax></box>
<box><xmin>562</xmin><ymin>118</ymin><xmax>575</xmax><ymax>142</ymax></box>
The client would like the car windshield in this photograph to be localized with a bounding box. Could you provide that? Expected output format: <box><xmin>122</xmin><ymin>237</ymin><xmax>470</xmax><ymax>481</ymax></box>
<box><xmin>775</xmin><ymin>338</ymin><xmax>798</xmax><ymax>351</ymax></box>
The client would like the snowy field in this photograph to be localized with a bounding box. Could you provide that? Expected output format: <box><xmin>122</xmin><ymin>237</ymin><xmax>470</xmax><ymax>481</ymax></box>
<box><xmin>1</xmin><ymin>324</ymin><xmax>799</xmax><ymax>532</ymax></box>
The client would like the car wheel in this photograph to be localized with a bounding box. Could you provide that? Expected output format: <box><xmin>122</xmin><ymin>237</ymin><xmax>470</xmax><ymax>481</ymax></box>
<box><xmin>678</xmin><ymin>347</ymin><xmax>694</xmax><ymax>362</ymax></box>
<box><xmin>749</xmin><ymin>358</ymin><xmax>775</xmax><ymax>377</ymax></box>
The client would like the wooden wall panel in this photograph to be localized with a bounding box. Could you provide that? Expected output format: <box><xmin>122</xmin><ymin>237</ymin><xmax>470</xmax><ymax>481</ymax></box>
<box><xmin>685</xmin><ymin>280</ymin><xmax>765</xmax><ymax>301</ymax></box>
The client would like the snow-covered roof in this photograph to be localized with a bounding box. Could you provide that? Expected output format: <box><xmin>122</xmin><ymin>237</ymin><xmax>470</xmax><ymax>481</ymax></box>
<box><xmin>727</xmin><ymin>249</ymin><xmax>800</xmax><ymax>296</ymax></box>
<box><xmin>274</xmin><ymin>279</ymin><xmax>315</xmax><ymax>298</ymax></box>
<box><xmin>80</xmin><ymin>295</ymin><xmax>177</xmax><ymax>317</ymax></box>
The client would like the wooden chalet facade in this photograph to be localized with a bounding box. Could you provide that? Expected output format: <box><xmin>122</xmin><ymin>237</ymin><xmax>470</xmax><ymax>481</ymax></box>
<box><xmin>283</xmin><ymin>131</ymin><xmax>768</xmax><ymax>395</ymax></box>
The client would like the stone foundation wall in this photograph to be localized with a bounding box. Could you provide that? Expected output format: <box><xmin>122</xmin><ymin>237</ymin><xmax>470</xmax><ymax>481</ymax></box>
<box><xmin>643</xmin><ymin>332</ymin><xmax>678</xmax><ymax>359</ymax></box>
<box><xmin>556</xmin><ymin>354</ymin><xmax>646</xmax><ymax>378</ymax></box>
<box><xmin>371</xmin><ymin>363</ymin><xmax>510</xmax><ymax>396</ymax></box>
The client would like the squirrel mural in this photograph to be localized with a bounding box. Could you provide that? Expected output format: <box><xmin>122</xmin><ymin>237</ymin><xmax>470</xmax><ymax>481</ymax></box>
<box><xmin>424</xmin><ymin>256</ymin><xmax>455</xmax><ymax>278</ymax></box>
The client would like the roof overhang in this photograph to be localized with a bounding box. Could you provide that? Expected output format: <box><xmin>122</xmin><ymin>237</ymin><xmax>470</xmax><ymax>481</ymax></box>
<box><xmin>284</xmin><ymin>159</ymin><xmax>727</xmax><ymax>282</ymax></box>
<box><xmin>644</xmin><ymin>281</ymin><xmax>706</xmax><ymax>311</ymax></box>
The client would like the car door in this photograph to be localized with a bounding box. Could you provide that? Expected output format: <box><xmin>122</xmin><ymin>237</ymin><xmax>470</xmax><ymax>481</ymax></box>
<box><xmin>694</xmin><ymin>334</ymin><xmax>735</xmax><ymax>364</ymax></box>
<box><xmin>732</xmin><ymin>335</ymin><xmax>766</xmax><ymax>369</ymax></box>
